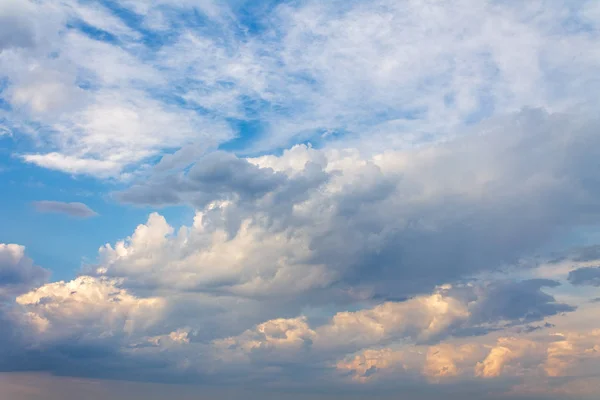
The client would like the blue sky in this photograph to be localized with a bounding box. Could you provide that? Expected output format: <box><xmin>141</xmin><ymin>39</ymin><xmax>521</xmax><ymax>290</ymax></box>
<box><xmin>1</xmin><ymin>1</ymin><xmax>600</xmax><ymax>399</ymax></box>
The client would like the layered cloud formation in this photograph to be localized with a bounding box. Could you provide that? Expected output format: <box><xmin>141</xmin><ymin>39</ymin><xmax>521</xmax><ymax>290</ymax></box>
<box><xmin>3</xmin><ymin>113</ymin><xmax>600</xmax><ymax>396</ymax></box>
<box><xmin>1</xmin><ymin>0</ymin><xmax>600</xmax><ymax>399</ymax></box>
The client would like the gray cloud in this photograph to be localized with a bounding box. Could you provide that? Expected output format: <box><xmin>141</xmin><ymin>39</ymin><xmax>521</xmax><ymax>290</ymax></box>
<box><xmin>465</xmin><ymin>280</ymin><xmax>575</xmax><ymax>328</ymax></box>
<box><xmin>0</xmin><ymin>244</ymin><xmax>49</xmax><ymax>298</ymax></box>
<box><xmin>568</xmin><ymin>267</ymin><xmax>600</xmax><ymax>287</ymax></box>
<box><xmin>0</xmin><ymin>5</ymin><xmax>36</xmax><ymax>51</ymax></box>
<box><xmin>118</xmin><ymin>151</ymin><xmax>328</xmax><ymax>214</ymax></box>
<box><xmin>32</xmin><ymin>201</ymin><xmax>98</xmax><ymax>218</ymax></box>
<box><xmin>114</xmin><ymin>110</ymin><xmax>600</xmax><ymax>303</ymax></box>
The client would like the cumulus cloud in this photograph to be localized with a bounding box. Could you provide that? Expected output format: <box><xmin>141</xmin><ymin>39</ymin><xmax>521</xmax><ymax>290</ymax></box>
<box><xmin>211</xmin><ymin>280</ymin><xmax>574</xmax><ymax>375</ymax></box>
<box><xmin>16</xmin><ymin>276</ymin><xmax>165</xmax><ymax>340</ymax></box>
<box><xmin>475</xmin><ymin>337</ymin><xmax>544</xmax><ymax>378</ymax></box>
<box><xmin>0</xmin><ymin>235</ymin><xmax>595</xmax><ymax>397</ymax></box>
<box><xmin>113</xmin><ymin>110</ymin><xmax>600</xmax><ymax>302</ymax></box>
<box><xmin>335</xmin><ymin>327</ymin><xmax>600</xmax><ymax>387</ymax></box>
<box><xmin>2</xmin><ymin>1</ymin><xmax>600</xmax><ymax>398</ymax></box>
<box><xmin>92</xmin><ymin>211</ymin><xmax>334</xmax><ymax>299</ymax></box>
<box><xmin>4</xmin><ymin>108</ymin><xmax>600</xmax><ymax>395</ymax></box>
<box><xmin>0</xmin><ymin>244</ymin><xmax>50</xmax><ymax>367</ymax></box>
<box><xmin>331</xmin><ymin>328</ymin><xmax>600</xmax><ymax>392</ymax></box>
<box><xmin>0</xmin><ymin>243</ymin><xmax>49</xmax><ymax>298</ymax></box>
<box><xmin>32</xmin><ymin>201</ymin><xmax>98</xmax><ymax>218</ymax></box>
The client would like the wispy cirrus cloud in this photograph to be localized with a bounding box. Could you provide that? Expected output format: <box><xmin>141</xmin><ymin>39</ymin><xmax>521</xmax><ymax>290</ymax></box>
<box><xmin>1</xmin><ymin>0</ymin><xmax>599</xmax><ymax>177</ymax></box>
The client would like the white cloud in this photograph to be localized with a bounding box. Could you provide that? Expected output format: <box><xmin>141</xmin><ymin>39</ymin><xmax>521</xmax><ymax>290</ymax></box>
<box><xmin>1</xmin><ymin>0</ymin><xmax>599</xmax><ymax>176</ymax></box>
<box><xmin>16</xmin><ymin>276</ymin><xmax>165</xmax><ymax>340</ymax></box>
<box><xmin>423</xmin><ymin>343</ymin><xmax>484</xmax><ymax>380</ymax></box>
<box><xmin>95</xmin><ymin>211</ymin><xmax>334</xmax><ymax>296</ymax></box>
<box><xmin>475</xmin><ymin>337</ymin><xmax>544</xmax><ymax>378</ymax></box>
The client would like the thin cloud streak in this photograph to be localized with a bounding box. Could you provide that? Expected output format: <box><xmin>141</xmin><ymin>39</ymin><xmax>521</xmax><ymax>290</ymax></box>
<box><xmin>32</xmin><ymin>201</ymin><xmax>98</xmax><ymax>218</ymax></box>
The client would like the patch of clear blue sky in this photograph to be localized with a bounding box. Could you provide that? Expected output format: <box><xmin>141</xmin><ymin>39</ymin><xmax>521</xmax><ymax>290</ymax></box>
<box><xmin>0</xmin><ymin>134</ymin><xmax>194</xmax><ymax>281</ymax></box>
<box><xmin>96</xmin><ymin>0</ymin><xmax>287</xmax><ymax>48</ymax></box>
<box><xmin>68</xmin><ymin>21</ymin><xmax>119</xmax><ymax>45</ymax></box>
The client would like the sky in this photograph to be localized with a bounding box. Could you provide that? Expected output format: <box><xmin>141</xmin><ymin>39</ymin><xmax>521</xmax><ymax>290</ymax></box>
<box><xmin>0</xmin><ymin>0</ymin><xmax>600</xmax><ymax>399</ymax></box>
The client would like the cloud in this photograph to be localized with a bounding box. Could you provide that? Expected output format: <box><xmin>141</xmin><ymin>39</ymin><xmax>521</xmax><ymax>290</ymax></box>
<box><xmin>16</xmin><ymin>276</ymin><xmax>165</xmax><ymax>341</ymax></box>
<box><xmin>475</xmin><ymin>337</ymin><xmax>544</xmax><ymax>378</ymax></box>
<box><xmin>32</xmin><ymin>201</ymin><xmax>98</xmax><ymax>218</ymax></box>
<box><xmin>0</xmin><ymin>243</ymin><xmax>49</xmax><ymax>298</ymax></box>
<box><xmin>3</xmin><ymin>108</ymin><xmax>600</xmax><ymax>395</ymax></box>
<box><xmin>2</xmin><ymin>1</ymin><xmax>600</xmax><ymax>397</ymax></box>
<box><xmin>1</xmin><ymin>0</ymin><xmax>600</xmax><ymax>177</ymax></box>
<box><xmin>119</xmin><ymin>151</ymin><xmax>294</xmax><ymax>208</ymax></box>
<box><xmin>112</xmin><ymin>110</ymin><xmax>600</xmax><ymax>303</ymax></box>
<box><xmin>465</xmin><ymin>280</ymin><xmax>576</xmax><ymax>328</ymax></box>
<box><xmin>0</xmin><ymin>244</ymin><xmax>50</xmax><ymax>367</ymax></box>
<box><xmin>332</xmin><ymin>327</ymin><xmax>600</xmax><ymax>389</ymax></box>
<box><xmin>567</xmin><ymin>267</ymin><xmax>600</xmax><ymax>287</ymax></box>
<box><xmin>0</xmin><ymin>1</ymin><xmax>37</xmax><ymax>51</ymax></box>
<box><xmin>205</xmin><ymin>281</ymin><xmax>578</xmax><ymax>387</ymax></box>
<box><xmin>0</xmin><ymin>237</ymin><xmax>594</xmax><ymax>398</ymax></box>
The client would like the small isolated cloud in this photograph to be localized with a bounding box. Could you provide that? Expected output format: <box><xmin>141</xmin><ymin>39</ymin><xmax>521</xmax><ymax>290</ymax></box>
<box><xmin>32</xmin><ymin>201</ymin><xmax>98</xmax><ymax>218</ymax></box>
<box><xmin>568</xmin><ymin>267</ymin><xmax>600</xmax><ymax>287</ymax></box>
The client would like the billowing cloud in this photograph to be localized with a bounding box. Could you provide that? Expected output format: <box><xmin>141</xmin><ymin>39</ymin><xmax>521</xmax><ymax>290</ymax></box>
<box><xmin>0</xmin><ymin>234</ymin><xmax>596</xmax><ymax>398</ymax></box>
<box><xmin>32</xmin><ymin>201</ymin><xmax>98</xmax><ymax>218</ymax></box>
<box><xmin>0</xmin><ymin>243</ymin><xmax>49</xmax><ymax>298</ymax></box>
<box><xmin>335</xmin><ymin>328</ymin><xmax>600</xmax><ymax>387</ymax></box>
<box><xmin>16</xmin><ymin>276</ymin><xmax>165</xmax><ymax>340</ymax></box>
<box><xmin>212</xmin><ymin>280</ymin><xmax>573</xmax><ymax>370</ymax></box>
<box><xmin>113</xmin><ymin>110</ymin><xmax>600</xmax><ymax>303</ymax></box>
<box><xmin>1</xmin><ymin>0</ymin><xmax>600</xmax><ymax>398</ymax></box>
